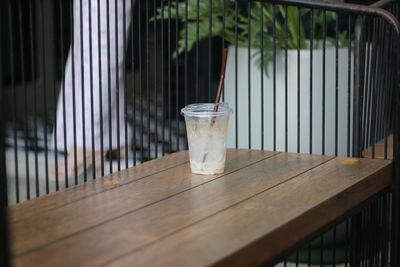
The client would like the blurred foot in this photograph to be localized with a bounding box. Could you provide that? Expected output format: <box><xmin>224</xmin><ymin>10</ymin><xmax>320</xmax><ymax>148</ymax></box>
<box><xmin>51</xmin><ymin>147</ymin><xmax>103</xmax><ymax>181</ymax></box>
<box><xmin>51</xmin><ymin>146</ymin><xmax>130</xmax><ymax>181</ymax></box>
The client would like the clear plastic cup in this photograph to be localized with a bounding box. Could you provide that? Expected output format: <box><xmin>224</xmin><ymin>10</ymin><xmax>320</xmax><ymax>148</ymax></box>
<box><xmin>181</xmin><ymin>103</ymin><xmax>232</xmax><ymax>175</ymax></box>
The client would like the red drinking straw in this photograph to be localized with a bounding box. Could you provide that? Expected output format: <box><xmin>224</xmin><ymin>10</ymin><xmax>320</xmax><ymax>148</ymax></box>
<box><xmin>202</xmin><ymin>48</ymin><xmax>229</xmax><ymax>164</ymax></box>
<box><xmin>213</xmin><ymin>48</ymin><xmax>229</xmax><ymax>113</ymax></box>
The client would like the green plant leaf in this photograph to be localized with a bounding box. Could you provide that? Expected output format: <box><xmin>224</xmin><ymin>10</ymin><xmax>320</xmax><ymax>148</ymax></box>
<box><xmin>152</xmin><ymin>0</ymin><xmax>348</xmax><ymax>76</ymax></box>
<box><xmin>172</xmin><ymin>15</ymin><xmax>223</xmax><ymax>59</ymax></box>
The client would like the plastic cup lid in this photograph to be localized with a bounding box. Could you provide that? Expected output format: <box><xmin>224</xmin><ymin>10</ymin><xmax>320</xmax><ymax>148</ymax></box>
<box><xmin>181</xmin><ymin>103</ymin><xmax>232</xmax><ymax>117</ymax></box>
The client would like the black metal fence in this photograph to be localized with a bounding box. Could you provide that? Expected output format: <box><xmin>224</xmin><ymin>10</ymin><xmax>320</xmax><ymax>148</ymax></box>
<box><xmin>1</xmin><ymin>0</ymin><xmax>400</xmax><ymax>265</ymax></box>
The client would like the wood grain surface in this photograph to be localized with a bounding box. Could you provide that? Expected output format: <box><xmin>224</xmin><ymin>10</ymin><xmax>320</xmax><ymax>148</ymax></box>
<box><xmin>109</xmin><ymin>158</ymin><xmax>392</xmax><ymax>267</ymax></box>
<box><xmin>10</xmin><ymin>149</ymin><xmax>277</xmax><ymax>256</ymax></box>
<box><xmin>9</xmin><ymin>150</ymin><xmax>392</xmax><ymax>267</ymax></box>
<box><xmin>8</xmin><ymin>150</ymin><xmax>190</xmax><ymax>223</ymax></box>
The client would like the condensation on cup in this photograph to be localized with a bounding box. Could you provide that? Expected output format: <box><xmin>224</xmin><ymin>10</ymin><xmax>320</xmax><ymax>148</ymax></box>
<box><xmin>181</xmin><ymin>103</ymin><xmax>232</xmax><ymax>175</ymax></box>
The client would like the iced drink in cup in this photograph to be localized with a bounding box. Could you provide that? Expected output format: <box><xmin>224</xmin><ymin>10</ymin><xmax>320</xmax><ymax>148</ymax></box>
<box><xmin>181</xmin><ymin>103</ymin><xmax>232</xmax><ymax>175</ymax></box>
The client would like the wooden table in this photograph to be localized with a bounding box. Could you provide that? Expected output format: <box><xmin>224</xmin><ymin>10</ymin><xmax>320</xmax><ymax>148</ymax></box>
<box><xmin>8</xmin><ymin>149</ymin><xmax>392</xmax><ymax>266</ymax></box>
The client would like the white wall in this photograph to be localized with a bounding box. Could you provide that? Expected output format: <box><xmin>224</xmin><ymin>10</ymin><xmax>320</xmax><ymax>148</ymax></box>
<box><xmin>224</xmin><ymin>46</ymin><xmax>354</xmax><ymax>156</ymax></box>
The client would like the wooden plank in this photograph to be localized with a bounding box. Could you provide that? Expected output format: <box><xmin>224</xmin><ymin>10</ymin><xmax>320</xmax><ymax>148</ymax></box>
<box><xmin>107</xmin><ymin>157</ymin><xmax>392</xmax><ymax>267</ymax></box>
<box><xmin>362</xmin><ymin>134</ymin><xmax>393</xmax><ymax>160</ymax></box>
<box><xmin>8</xmin><ymin>150</ymin><xmax>190</xmax><ymax>223</ymax></box>
<box><xmin>11</xmin><ymin>153</ymin><xmax>333</xmax><ymax>266</ymax></box>
<box><xmin>10</xmin><ymin>149</ymin><xmax>277</xmax><ymax>256</ymax></box>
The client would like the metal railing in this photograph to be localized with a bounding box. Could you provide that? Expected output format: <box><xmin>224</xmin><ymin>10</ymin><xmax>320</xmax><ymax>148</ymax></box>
<box><xmin>1</xmin><ymin>0</ymin><xmax>400</xmax><ymax>265</ymax></box>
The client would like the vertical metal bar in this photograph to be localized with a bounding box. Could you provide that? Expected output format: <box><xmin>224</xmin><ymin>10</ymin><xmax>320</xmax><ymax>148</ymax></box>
<box><xmin>196</xmin><ymin>0</ymin><xmax>199</xmax><ymax>103</ymax></box>
<box><xmin>369</xmin><ymin>20</ymin><xmax>378</xmax><ymax>159</ymax></box>
<box><xmin>69</xmin><ymin>0</ymin><xmax>78</xmax><ymax>185</ymax></box>
<box><xmin>30</xmin><ymin>0</ymin><xmax>40</xmax><ymax>194</ymax></box>
<box><xmin>59</xmin><ymin>0</ymin><xmax>69</xmax><ymax>186</ymax></box>
<box><xmin>374</xmin><ymin>197</ymin><xmax>380</xmax><ymax>267</ymax></box>
<box><xmin>184</xmin><ymin>0</ymin><xmax>188</xmax><ymax>105</ymax></box>
<box><xmin>347</xmin><ymin>15</ymin><xmax>351</xmax><ymax>158</ymax></box>
<box><xmin>383</xmin><ymin>35</ymin><xmax>391</xmax><ymax>148</ymax></box>
<box><xmin>307</xmin><ymin>244</ymin><xmax>311</xmax><ymax>267</ymax></box>
<box><xmin>0</xmin><ymin>132</ymin><xmax>9</xmax><ymax>260</ymax></box>
<box><xmin>375</xmin><ymin>20</ymin><xmax>384</xmax><ymax>147</ymax></box>
<box><xmin>322</xmin><ymin>11</ymin><xmax>326</xmax><ymax>155</ymax></box>
<box><xmin>367</xmin><ymin>206</ymin><xmax>373</xmax><ymax>266</ymax></box>
<box><xmin>235</xmin><ymin>1</ymin><xmax>238</xmax><ymax>148</ymax></box>
<box><xmin>379</xmin><ymin>194</ymin><xmax>384</xmax><ymax>267</ymax></box>
<box><xmin>124</xmin><ymin>0</ymin><xmax>129</xmax><ymax>167</ymax></box>
<box><xmin>161</xmin><ymin>0</ymin><xmax>165</xmax><ymax>157</ymax></box>
<box><xmin>360</xmin><ymin>210</ymin><xmax>364</xmax><ymax>267</ymax></box>
<box><xmin>40</xmin><ymin>0</ymin><xmax>50</xmax><ymax>191</ymax></box>
<box><xmin>353</xmin><ymin>16</ymin><xmax>365</xmax><ymax>158</ymax></box>
<box><xmin>175</xmin><ymin>0</ymin><xmax>179</xmax><ymax>151</ymax></box>
<box><xmin>361</xmin><ymin>20</ymin><xmax>370</xmax><ymax>153</ymax></box>
<box><xmin>390</xmin><ymin>189</ymin><xmax>394</xmax><ymax>262</ymax></box>
<box><xmin>333</xmin><ymin>226</ymin><xmax>337</xmax><ymax>266</ymax></box>
<box><xmin>146</xmin><ymin>0</ymin><xmax>150</xmax><ymax>160</ymax></box>
<box><xmin>335</xmin><ymin>14</ymin><xmax>339</xmax><ymax>156</ymax></box>
<box><xmin>98</xmin><ymin>0</ymin><xmax>105</xmax><ymax>174</ymax></box>
<box><xmin>369</xmin><ymin>210</ymin><xmax>375</xmax><ymax>266</ymax></box>
<box><xmin>382</xmin><ymin>193</ymin><xmax>389</xmax><ymax>266</ymax></box>
<box><xmin>248</xmin><ymin>1</ymin><xmax>251</xmax><ymax>149</ymax></box>
<box><xmin>357</xmin><ymin>209</ymin><xmax>365</xmax><ymax>267</ymax></box>
<box><xmin>18</xmin><ymin>0</ymin><xmax>30</xmax><ymax>200</ymax></box>
<box><xmin>184</xmin><ymin>0</ymin><xmax>188</xmax><ymax>150</ymax></box>
<box><xmin>371</xmin><ymin>20</ymin><xmax>381</xmax><ymax>160</ymax></box>
<box><xmin>384</xmin><ymin>192</ymin><xmax>390</xmax><ymax>266</ymax></box>
<box><xmin>310</xmin><ymin>9</ymin><xmax>313</xmax><ymax>154</ymax></box>
<box><xmin>345</xmin><ymin>218</ymin><xmax>349</xmax><ymax>267</ymax></box>
<box><xmin>79</xmin><ymin>0</ymin><xmax>87</xmax><ymax>181</ymax></box>
<box><xmin>167</xmin><ymin>0</ymin><xmax>171</xmax><ymax>154</ymax></box>
<box><xmin>106</xmin><ymin>0</ymin><xmax>113</xmax><ymax>172</ymax></box>
<box><xmin>285</xmin><ymin>5</ymin><xmax>288</xmax><ymax>152</ymax></box>
<box><xmin>375</xmin><ymin>20</ymin><xmax>385</xmax><ymax>160</ymax></box>
<box><xmin>364</xmin><ymin>21</ymin><xmax>373</xmax><ymax>155</ymax></box>
<box><xmin>131</xmin><ymin>0</ymin><xmax>137</xmax><ymax>164</ymax></box>
<box><xmin>185</xmin><ymin>0</ymin><xmax>189</xmax><ymax>110</ymax></box>
<box><xmin>297</xmin><ymin>7</ymin><xmax>300</xmax><ymax>153</ymax></box>
<box><xmin>222</xmin><ymin>0</ymin><xmax>225</xmax><ymax>103</ymax></box>
<box><xmin>8</xmin><ymin>0</ymin><xmax>19</xmax><ymax>203</ymax></box>
<box><xmin>320</xmin><ymin>235</ymin><xmax>324</xmax><ymax>267</ymax></box>
<box><xmin>260</xmin><ymin>4</ymin><xmax>264</xmax><ymax>150</ymax></box>
<box><xmin>351</xmin><ymin>213</ymin><xmax>362</xmax><ymax>266</ymax></box>
<box><xmin>387</xmin><ymin>193</ymin><xmax>392</xmax><ymax>266</ymax></box>
<box><xmin>153</xmin><ymin>0</ymin><xmax>159</xmax><ymax>158</ymax></box>
<box><xmin>116</xmin><ymin>0</ymin><xmax>121</xmax><ymax>169</ymax></box>
<box><xmin>351</xmin><ymin>214</ymin><xmax>357</xmax><ymax>267</ymax></box>
<box><xmin>273</xmin><ymin>4</ymin><xmax>276</xmax><ymax>151</ymax></box>
<box><xmin>139</xmin><ymin>0</ymin><xmax>144</xmax><ymax>161</ymax></box>
<box><xmin>382</xmin><ymin>31</ymin><xmax>389</xmax><ymax>159</ymax></box>
<box><xmin>378</xmin><ymin>20</ymin><xmax>386</xmax><ymax>155</ymax></box>
<box><xmin>366</xmin><ymin>206</ymin><xmax>371</xmax><ymax>266</ymax></box>
<box><xmin>363</xmin><ymin>208</ymin><xmax>367</xmax><ymax>267</ymax></box>
<box><xmin>389</xmin><ymin>31</ymin><xmax>400</xmax><ymax>267</ymax></box>
<box><xmin>89</xmin><ymin>0</ymin><xmax>95</xmax><ymax>178</ymax></box>
<box><xmin>208</xmin><ymin>0</ymin><xmax>212</xmax><ymax>102</ymax></box>
<box><xmin>384</xmin><ymin>28</ymin><xmax>393</xmax><ymax>161</ymax></box>
<box><xmin>0</xmin><ymin>14</ymin><xmax>9</xmax><ymax>260</ymax></box>
<box><xmin>376</xmin><ymin>196</ymin><xmax>383</xmax><ymax>266</ymax></box>
<box><xmin>115</xmin><ymin>1</ymin><xmax>120</xmax><ymax>171</ymax></box>
<box><xmin>391</xmin><ymin>178</ymin><xmax>397</xmax><ymax>267</ymax></box>
<box><xmin>52</xmin><ymin>2</ymin><xmax>59</xmax><ymax>189</ymax></box>
<box><xmin>295</xmin><ymin>250</ymin><xmax>299</xmax><ymax>266</ymax></box>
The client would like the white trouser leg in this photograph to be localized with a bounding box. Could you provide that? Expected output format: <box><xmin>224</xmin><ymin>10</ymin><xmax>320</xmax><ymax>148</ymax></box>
<box><xmin>54</xmin><ymin>0</ymin><xmax>132</xmax><ymax>153</ymax></box>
